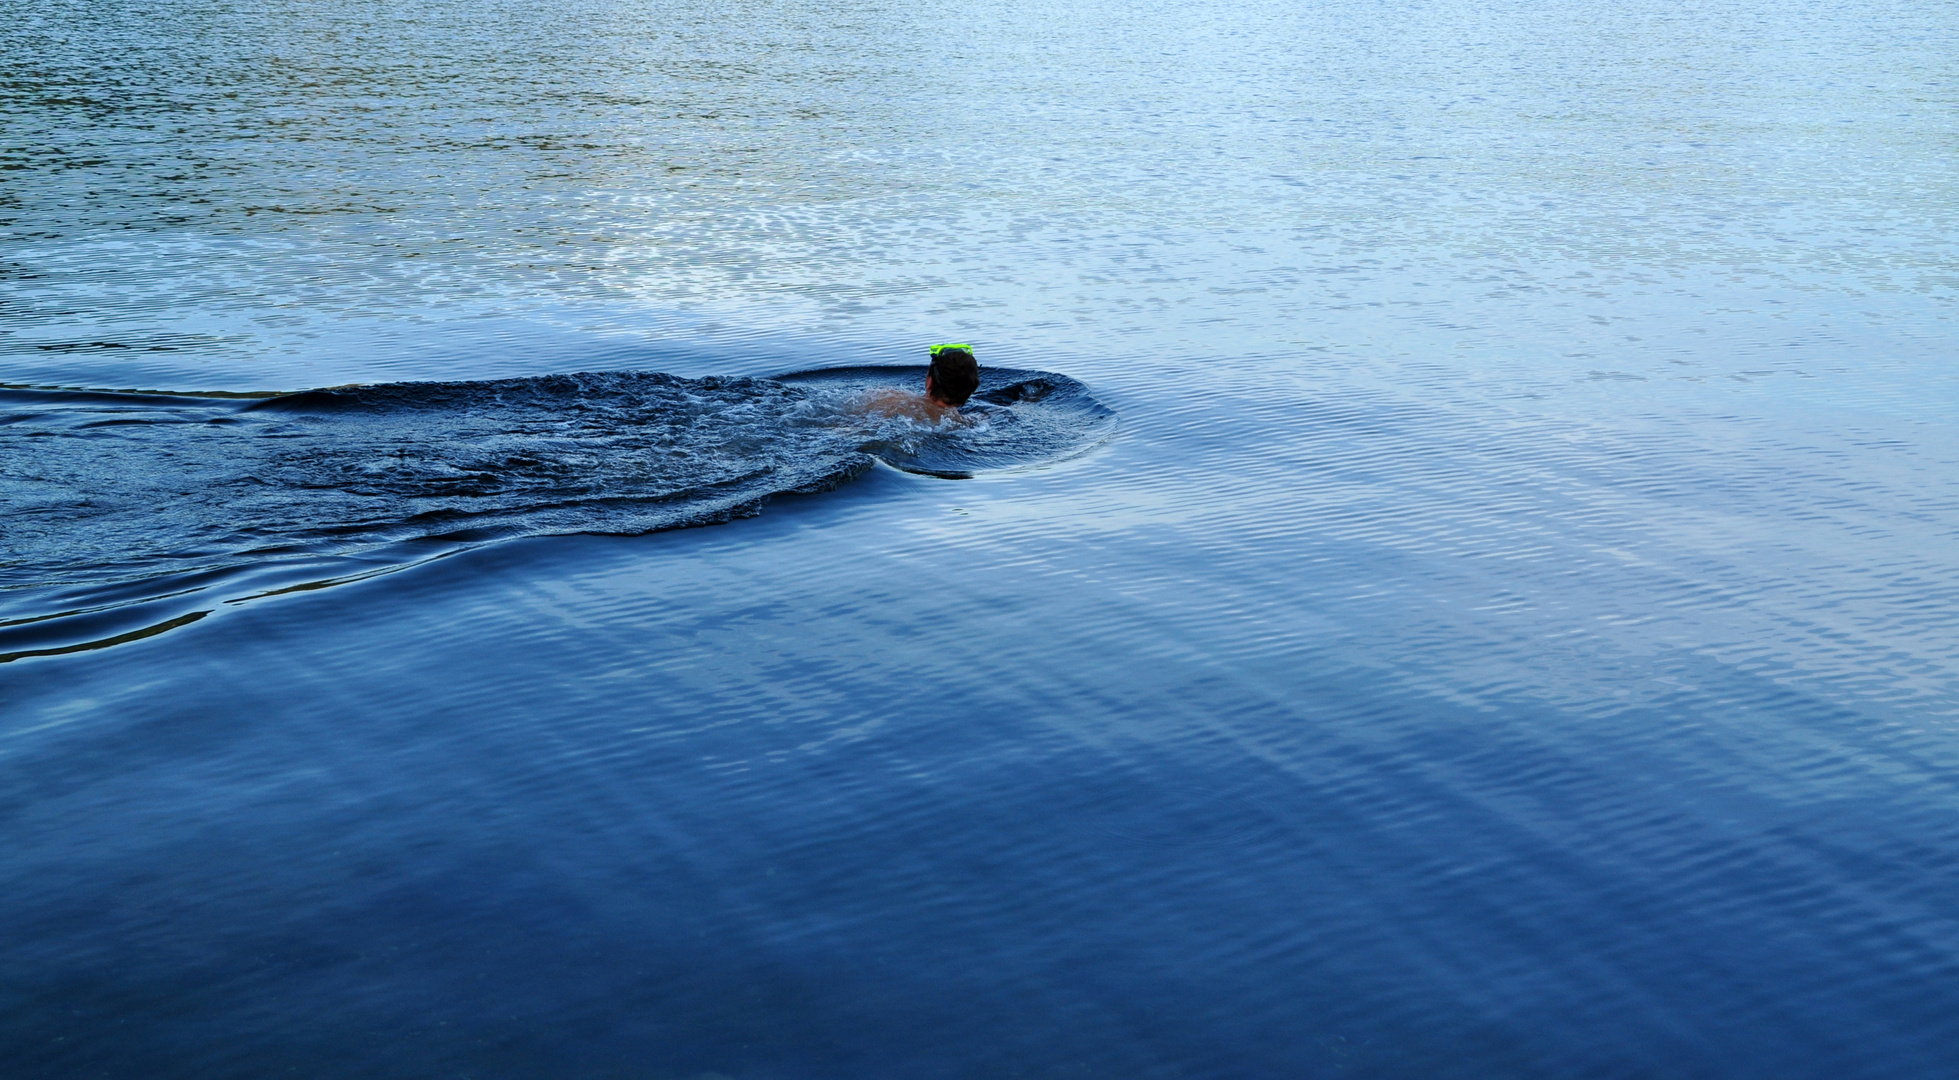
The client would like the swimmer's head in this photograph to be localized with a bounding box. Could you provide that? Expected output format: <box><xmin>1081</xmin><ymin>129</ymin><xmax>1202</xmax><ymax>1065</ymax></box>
<box><xmin>927</xmin><ymin>343</ymin><xmax>979</xmax><ymax>407</ymax></box>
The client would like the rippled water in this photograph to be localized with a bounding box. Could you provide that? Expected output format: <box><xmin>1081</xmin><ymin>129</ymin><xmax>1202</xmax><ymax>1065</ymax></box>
<box><xmin>4</xmin><ymin>0</ymin><xmax>1959</xmax><ymax>1077</ymax></box>
<box><xmin>0</xmin><ymin>367</ymin><xmax>1108</xmax><ymax>660</ymax></box>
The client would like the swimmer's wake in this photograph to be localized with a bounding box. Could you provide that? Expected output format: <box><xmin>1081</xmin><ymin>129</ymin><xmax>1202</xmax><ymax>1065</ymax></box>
<box><xmin>0</xmin><ymin>366</ymin><xmax>1112</xmax><ymax>662</ymax></box>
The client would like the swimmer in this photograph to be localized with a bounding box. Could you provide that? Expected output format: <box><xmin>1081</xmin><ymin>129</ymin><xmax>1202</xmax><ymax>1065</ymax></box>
<box><xmin>861</xmin><ymin>343</ymin><xmax>980</xmax><ymax>420</ymax></box>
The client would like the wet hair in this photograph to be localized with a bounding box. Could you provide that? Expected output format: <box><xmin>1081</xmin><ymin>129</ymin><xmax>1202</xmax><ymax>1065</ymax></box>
<box><xmin>928</xmin><ymin>345</ymin><xmax>979</xmax><ymax>406</ymax></box>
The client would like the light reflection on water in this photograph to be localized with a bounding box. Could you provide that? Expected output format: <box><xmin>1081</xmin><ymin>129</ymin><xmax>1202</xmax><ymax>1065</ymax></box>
<box><xmin>4</xmin><ymin>0</ymin><xmax>1959</xmax><ymax>1076</ymax></box>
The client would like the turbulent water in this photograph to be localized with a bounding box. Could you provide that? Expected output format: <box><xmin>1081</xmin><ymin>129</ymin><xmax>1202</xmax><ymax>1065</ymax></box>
<box><xmin>4</xmin><ymin>0</ymin><xmax>1958</xmax><ymax>1077</ymax></box>
<box><xmin>1</xmin><ymin>367</ymin><xmax>1109</xmax><ymax>660</ymax></box>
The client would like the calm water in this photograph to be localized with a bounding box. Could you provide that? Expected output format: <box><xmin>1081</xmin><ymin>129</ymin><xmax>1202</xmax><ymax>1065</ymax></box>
<box><xmin>5</xmin><ymin>0</ymin><xmax>1959</xmax><ymax>1076</ymax></box>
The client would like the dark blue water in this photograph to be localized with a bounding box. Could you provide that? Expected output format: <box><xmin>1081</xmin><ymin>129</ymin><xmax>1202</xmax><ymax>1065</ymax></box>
<box><xmin>0</xmin><ymin>367</ymin><xmax>1109</xmax><ymax>661</ymax></box>
<box><xmin>5</xmin><ymin>0</ymin><xmax>1959</xmax><ymax>1076</ymax></box>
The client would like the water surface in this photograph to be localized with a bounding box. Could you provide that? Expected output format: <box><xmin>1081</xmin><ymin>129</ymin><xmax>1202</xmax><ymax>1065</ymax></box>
<box><xmin>1</xmin><ymin>366</ymin><xmax>1109</xmax><ymax>660</ymax></box>
<box><xmin>4</xmin><ymin>0</ymin><xmax>1958</xmax><ymax>1077</ymax></box>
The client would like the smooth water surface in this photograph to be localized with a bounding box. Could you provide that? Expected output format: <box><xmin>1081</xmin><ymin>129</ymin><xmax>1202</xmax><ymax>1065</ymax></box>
<box><xmin>4</xmin><ymin>0</ymin><xmax>1958</xmax><ymax>1077</ymax></box>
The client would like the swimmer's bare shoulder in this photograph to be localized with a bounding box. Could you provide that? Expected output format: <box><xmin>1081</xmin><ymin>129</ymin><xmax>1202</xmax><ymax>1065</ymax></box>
<box><xmin>859</xmin><ymin>387</ymin><xmax>957</xmax><ymax>422</ymax></box>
